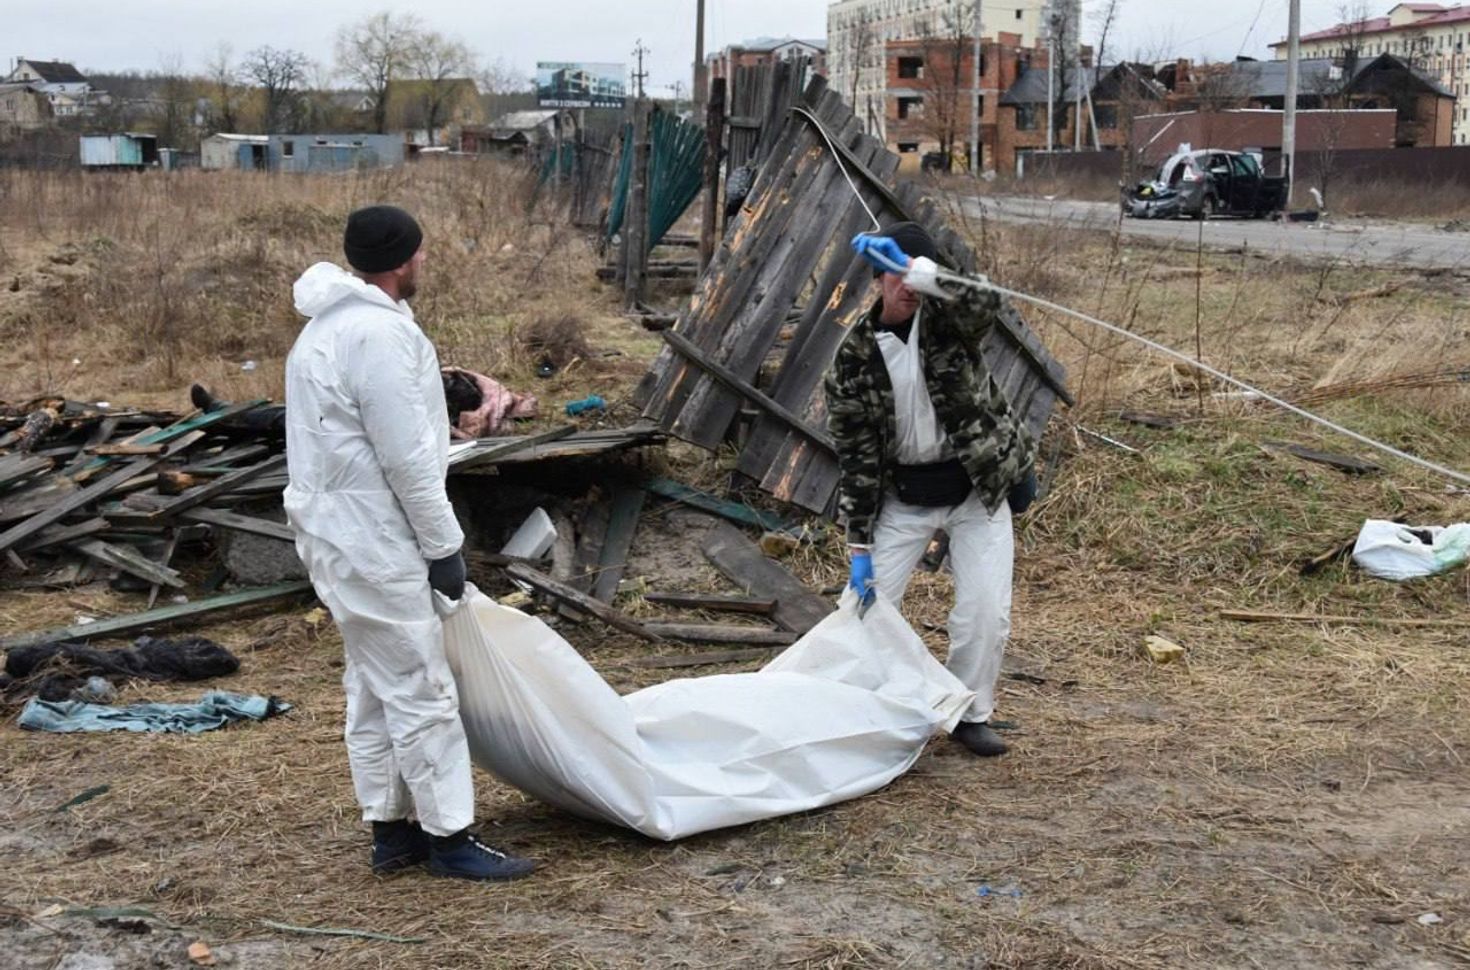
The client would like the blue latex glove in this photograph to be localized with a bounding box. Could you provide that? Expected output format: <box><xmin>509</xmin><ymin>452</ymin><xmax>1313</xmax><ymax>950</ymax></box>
<box><xmin>851</xmin><ymin>233</ymin><xmax>911</xmax><ymax>275</ymax></box>
<box><xmin>848</xmin><ymin>551</ymin><xmax>875</xmax><ymax>606</ymax></box>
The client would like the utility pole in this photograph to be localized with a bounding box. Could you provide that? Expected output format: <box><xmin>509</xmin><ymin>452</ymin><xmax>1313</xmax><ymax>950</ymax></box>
<box><xmin>632</xmin><ymin>39</ymin><xmax>650</xmax><ymax>99</ymax></box>
<box><xmin>969</xmin><ymin>0</ymin><xmax>983</xmax><ymax>173</ymax></box>
<box><xmin>694</xmin><ymin>0</ymin><xmax>707</xmax><ymax>121</ymax></box>
<box><xmin>1046</xmin><ymin>25</ymin><xmax>1056</xmax><ymax>153</ymax></box>
<box><xmin>1283</xmin><ymin>0</ymin><xmax>1301</xmax><ymax>209</ymax></box>
<box><xmin>671</xmin><ymin>80</ymin><xmax>685</xmax><ymax>117</ymax></box>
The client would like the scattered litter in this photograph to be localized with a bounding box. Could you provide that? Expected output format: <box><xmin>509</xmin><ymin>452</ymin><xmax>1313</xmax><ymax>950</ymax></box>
<box><xmin>74</xmin><ymin>614</ymin><xmax>97</xmax><ymax>626</ymax></box>
<box><xmin>98</xmin><ymin>917</ymin><xmax>150</xmax><ymax>934</ymax></box>
<box><xmin>33</xmin><ymin>903</ymin><xmax>63</xmax><ymax>919</ymax></box>
<box><xmin>564</xmin><ymin>394</ymin><xmax>607</xmax><ymax>416</ymax></box>
<box><xmin>240</xmin><ymin>360</ymin><xmax>257</xmax><ymax>372</ymax></box>
<box><xmin>1352</xmin><ymin>520</ymin><xmax>1470</xmax><ymax>581</ymax></box>
<box><xmin>52</xmin><ymin>785</ymin><xmax>112</xmax><ymax>813</ymax></box>
<box><xmin>1417</xmin><ymin>912</ymin><xmax>1443</xmax><ymax>926</ymax></box>
<box><xmin>18</xmin><ymin>690</ymin><xmax>290</xmax><ymax>734</ymax></box>
<box><xmin>187</xmin><ymin>940</ymin><xmax>216</xmax><ymax>966</ymax></box>
<box><xmin>170</xmin><ymin>595</ymin><xmax>190</xmax><ymax>605</ymax></box>
<box><xmin>976</xmin><ymin>884</ymin><xmax>1024</xmax><ymax>899</ymax></box>
<box><xmin>758</xmin><ymin>531</ymin><xmax>800</xmax><ymax>558</ymax></box>
<box><xmin>75</xmin><ymin>676</ymin><xmax>116</xmax><ymax>703</ymax></box>
<box><xmin>1140</xmin><ymin>635</ymin><xmax>1185</xmax><ymax>665</ymax></box>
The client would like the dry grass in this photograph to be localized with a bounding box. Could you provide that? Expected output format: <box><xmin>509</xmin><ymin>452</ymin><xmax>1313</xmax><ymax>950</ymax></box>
<box><xmin>2</xmin><ymin>165</ymin><xmax>1470</xmax><ymax>969</ymax></box>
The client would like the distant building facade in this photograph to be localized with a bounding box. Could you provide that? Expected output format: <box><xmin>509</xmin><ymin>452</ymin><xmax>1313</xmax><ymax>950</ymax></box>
<box><xmin>1272</xmin><ymin>3</ymin><xmax>1470</xmax><ymax>143</ymax></box>
<box><xmin>827</xmin><ymin>0</ymin><xmax>1080</xmax><ymax>139</ymax></box>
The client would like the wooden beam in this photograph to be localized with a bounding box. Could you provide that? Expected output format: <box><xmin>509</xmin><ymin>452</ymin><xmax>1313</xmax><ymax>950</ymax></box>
<box><xmin>179</xmin><ymin>506</ymin><xmax>295</xmax><ymax>543</ymax></box>
<box><xmin>660</xmin><ymin>329</ymin><xmax>836</xmax><ymax>454</ymax></box>
<box><xmin>17</xmin><ymin>517</ymin><xmax>109</xmax><ymax>553</ymax></box>
<box><xmin>644</xmin><ymin>592</ymin><xmax>777</xmax><ymax>616</ymax></box>
<box><xmin>701</xmin><ymin>522</ymin><xmax>832</xmax><ymax>634</ymax></box>
<box><xmin>591</xmin><ymin>487</ymin><xmax>646</xmax><ymax>604</ymax></box>
<box><xmin>1263</xmin><ymin>441</ymin><xmax>1382</xmax><ymax>475</ymax></box>
<box><xmin>1220</xmin><ymin>610</ymin><xmax>1470</xmax><ymax>629</ymax></box>
<box><xmin>71</xmin><ymin>538</ymin><xmax>185</xmax><ymax>589</ymax></box>
<box><xmin>640</xmin><ymin>622</ymin><xmax>797</xmax><ymax>645</ymax></box>
<box><xmin>0</xmin><ymin>580</ymin><xmax>316</xmax><ymax>650</ymax></box>
<box><xmin>448</xmin><ymin>425</ymin><xmax>577</xmax><ymax>471</ymax></box>
<box><xmin>144</xmin><ymin>454</ymin><xmax>288</xmax><ymax>519</ymax></box>
<box><xmin>504</xmin><ymin>562</ymin><xmax>661</xmax><ymax>642</ymax></box>
<box><xmin>646</xmin><ymin>478</ymin><xmax>796</xmax><ymax>535</ymax></box>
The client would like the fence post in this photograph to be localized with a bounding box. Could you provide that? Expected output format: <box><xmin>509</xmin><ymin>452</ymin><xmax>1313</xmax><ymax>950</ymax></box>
<box><xmin>623</xmin><ymin>99</ymin><xmax>651</xmax><ymax>310</ymax></box>
<box><xmin>699</xmin><ymin>78</ymin><xmax>727</xmax><ymax>272</ymax></box>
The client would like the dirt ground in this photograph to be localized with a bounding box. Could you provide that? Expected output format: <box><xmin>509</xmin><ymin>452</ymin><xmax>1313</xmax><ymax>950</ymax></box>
<box><xmin>2</xmin><ymin>165</ymin><xmax>1469</xmax><ymax>969</ymax></box>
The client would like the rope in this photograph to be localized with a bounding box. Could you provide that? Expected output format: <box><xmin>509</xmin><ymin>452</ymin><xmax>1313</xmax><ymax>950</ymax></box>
<box><xmin>792</xmin><ymin>107</ymin><xmax>1470</xmax><ymax>487</ymax></box>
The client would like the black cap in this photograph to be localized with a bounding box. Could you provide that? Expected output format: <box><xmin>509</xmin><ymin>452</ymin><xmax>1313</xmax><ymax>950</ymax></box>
<box><xmin>343</xmin><ymin>205</ymin><xmax>423</xmax><ymax>274</ymax></box>
<box><xmin>872</xmin><ymin>221</ymin><xmax>939</xmax><ymax>277</ymax></box>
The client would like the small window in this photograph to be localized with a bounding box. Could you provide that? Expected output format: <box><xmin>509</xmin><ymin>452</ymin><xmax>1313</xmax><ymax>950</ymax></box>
<box><xmin>1015</xmin><ymin>8</ymin><xmax>1023</xmax><ymax>19</ymax></box>
<box><xmin>1096</xmin><ymin>104</ymin><xmax>1118</xmax><ymax>128</ymax></box>
<box><xmin>897</xmin><ymin>95</ymin><xmax>923</xmax><ymax>119</ymax></box>
<box><xmin>282</xmin><ymin>140</ymin><xmax>294</xmax><ymax>158</ymax></box>
<box><xmin>1016</xmin><ymin>104</ymin><xmax>1037</xmax><ymax>130</ymax></box>
<box><xmin>897</xmin><ymin>142</ymin><xmax>919</xmax><ymax>153</ymax></box>
<box><xmin>898</xmin><ymin>56</ymin><xmax>923</xmax><ymax>79</ymax></box>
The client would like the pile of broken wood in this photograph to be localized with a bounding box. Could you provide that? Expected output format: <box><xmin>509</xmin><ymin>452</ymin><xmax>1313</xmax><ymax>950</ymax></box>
<box><xmin>0</xmin><ymin>397</ymin><xmax>312</xmax><ymax>651</ymax></box>
<box><xmin>0</xmin><ymin>396</ymin><xmax>841</xmax><ymax>667</ymax></box>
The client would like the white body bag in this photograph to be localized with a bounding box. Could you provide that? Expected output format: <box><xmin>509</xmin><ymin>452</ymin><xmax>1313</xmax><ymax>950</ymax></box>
<box><xmin>440</xmin><ymin>586</ymin><xmax>973</xmax><ymax>840</ymax></box>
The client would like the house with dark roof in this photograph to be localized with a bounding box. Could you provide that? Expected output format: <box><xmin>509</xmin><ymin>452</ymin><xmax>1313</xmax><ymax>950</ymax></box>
<box><xmin>5</xmin><ymin>57</ymin><xmax>99</xmax><ymax>119</ymax></box>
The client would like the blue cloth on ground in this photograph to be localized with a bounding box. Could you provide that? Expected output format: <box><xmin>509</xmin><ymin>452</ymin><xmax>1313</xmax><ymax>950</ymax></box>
<box><xmin>17</xmin><ymin>690</ymin><xmax>290</xmax><ymax>734</ymax></box>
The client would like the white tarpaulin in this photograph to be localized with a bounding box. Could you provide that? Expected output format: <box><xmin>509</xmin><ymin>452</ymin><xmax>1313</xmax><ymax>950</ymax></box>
<box><xmin>440</xmin><ymin>586</ymin><xmax>973</xmax><ymax>841</ymax></box>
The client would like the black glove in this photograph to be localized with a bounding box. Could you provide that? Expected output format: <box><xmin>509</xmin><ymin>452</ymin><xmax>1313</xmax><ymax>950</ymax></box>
<box><xmin>427</xmin><ymin>551</ymin><xmax>467</xmax><ymax>601</ymax></box>
<box><xmin>1007</xmin><ymin>469</ymin><xmax>1038</xmax><ymax>516</ymax></box>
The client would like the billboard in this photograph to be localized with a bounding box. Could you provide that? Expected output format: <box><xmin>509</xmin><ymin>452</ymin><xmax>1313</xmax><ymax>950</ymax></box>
<box><xmin>536</xmin><ymin>62</ymin><xmax>627</xmax><ymax>109</ymax></box>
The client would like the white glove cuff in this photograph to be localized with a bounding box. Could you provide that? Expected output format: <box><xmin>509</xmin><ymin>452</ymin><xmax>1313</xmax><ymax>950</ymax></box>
<box><xmin>903</xmin><ymin>256</ymin><xmax>952</xmax><ymax>300</ymax></box>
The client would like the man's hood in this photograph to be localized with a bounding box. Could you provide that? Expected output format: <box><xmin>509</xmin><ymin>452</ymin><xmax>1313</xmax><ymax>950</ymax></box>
<box><xmin>292</xmin><ymin>262</ymin><xmax>412</xmax><ymax>320</ymax></box>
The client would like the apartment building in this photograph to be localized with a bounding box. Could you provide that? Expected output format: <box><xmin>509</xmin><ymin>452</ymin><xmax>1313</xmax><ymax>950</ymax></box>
<box><xmin>1271</xmin><ymin>3</ymin><xmax>1470</xmax><ymax>143</ymax></box>
<box><xmin>827</xmin><ymin>0</ymin><xmax>1080</xmax><ymax>139</ymax></box>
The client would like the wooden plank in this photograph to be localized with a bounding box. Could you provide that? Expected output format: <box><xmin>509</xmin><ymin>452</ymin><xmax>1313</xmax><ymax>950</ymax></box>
<box><xmin>0</xmin><ymin>580</ymin><xmax>316</xmax><ymax>650</ymax></box>
<box><xmin>89</xmin><ymin>442</ymin><xmax>165</xmax><ymax>456</ymax></box>
<box><xmin>590</xmin><ymin>487</ymin><xmax>646</xmax><ymax>604</ymax></box>
<box><xmin>179</xmin><ymin>444</ymin><xmax>273</xmax><ymax>474</ymax></box>
<box><xmin>0</xmin><ymin>431</ymin><xmax>203</xmax><ymax>554</ymax></box>
<box><xmin>147</xmin><ymin>530</ymin><xmax>181</xmax><ymax>609</ymax></box>
<box><xmin>625</xmin><ymin>646</ymin><xmax>780</xmax><ymax>669</ymax></box>
<box><xmin>644</xmin><ymin>592</ymin><xmax>777</xmax><ymax>616</ymax></box>
<box><xmin>0</xmin><ymin>454</ymin><xmax>54</xmax><ymax>489</ymax></box>
<box><xmin>143</xmin><ymin>454</ymin><xmax>288</xmax><ymax>519</ymax></box>
<box><xmin>180</xmin><ymin>506</ymin><xmax>295</xmax><ymax>543</ymax></box>
<box><xmin>504</xmin><ymin>562</ymin><xmax>660</xmax><ymax>642</ymax></box>
<box><xmin>639</xmin><ymin>623</ymin><xmax>797</xmax><ymax>645</ymax></box>
<box><xmin>661</xmin><ymin>329</ymin><xmax>836</xmax><ymax>453</ymax></box>
<box><xmin>645</xmin><ymin>478</ymin><xmax>796</xmax><ymax>534</ymax></box>
<box><xmin>447</xmin><ymin>425</ymin><xmax>577</xmax><ymax>471</ymax></box>
<box><xmin>1220</xmin><ymin>610</ymin><xmax>1470</xmax><ymax>629</ymax></box>
<box><xmin>17</xmin><ymin>517</ymin><xmax>109</xmax><ymax>553</ymax></box>
<box><xmin>701</xmin><ymin>522</ymin><xmax>832</xmax><ymax>634</ymax></box>
<box><xmin>71</xmin><ymin>538</ymin><xmax>185</xmax><ymax>589</ymax></box>
<box><xmin>1263</xmin><ymin>441</ymin><xmax>1382</xmax><ymax>475</ymax></box>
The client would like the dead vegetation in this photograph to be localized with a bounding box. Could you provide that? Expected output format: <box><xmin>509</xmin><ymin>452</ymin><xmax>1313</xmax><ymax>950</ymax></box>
<box><xmin>1</xmin><ymin>164</ymin><xmax>1469</xmax><ymax>969</ymax></box>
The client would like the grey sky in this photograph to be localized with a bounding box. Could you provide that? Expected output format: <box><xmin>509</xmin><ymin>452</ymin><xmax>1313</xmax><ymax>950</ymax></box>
<box><xmin>15</xmin><ymin>1</ymin><xmax>1359</xmax><ymax>95</ymax></box>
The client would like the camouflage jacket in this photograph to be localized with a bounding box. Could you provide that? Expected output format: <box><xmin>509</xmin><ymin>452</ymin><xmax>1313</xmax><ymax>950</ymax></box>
<box><xmin>823</xmin><ymin>285</ymin><xmax>1037</xmax><ymax>545</ymax></box>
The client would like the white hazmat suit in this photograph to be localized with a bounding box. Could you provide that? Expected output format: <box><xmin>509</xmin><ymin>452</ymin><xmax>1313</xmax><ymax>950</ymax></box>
<box><xmin>284</xmin><ymin>262</ymin><xmax>472</xmax><ymax>837</ymax></box>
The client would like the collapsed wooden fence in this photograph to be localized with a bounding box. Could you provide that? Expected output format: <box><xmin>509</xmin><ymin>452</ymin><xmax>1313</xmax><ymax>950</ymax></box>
<box><xmin>635</xmin><ymin>75</ymin><xmax>1074</xmax><ymax>515</ymax></box>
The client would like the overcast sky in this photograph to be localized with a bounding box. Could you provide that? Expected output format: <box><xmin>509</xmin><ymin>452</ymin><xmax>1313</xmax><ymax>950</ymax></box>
<box><xmin>15</xmin><ymin>1</ymin><xmax>1360</xmax><ymax>95</ymax></box>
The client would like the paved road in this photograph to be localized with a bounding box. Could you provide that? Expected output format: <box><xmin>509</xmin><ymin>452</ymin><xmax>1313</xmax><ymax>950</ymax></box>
<box><xmin>965</xmin><ymin>195</ymin><xmax>1470</xmax><ymax>270</ymax></box>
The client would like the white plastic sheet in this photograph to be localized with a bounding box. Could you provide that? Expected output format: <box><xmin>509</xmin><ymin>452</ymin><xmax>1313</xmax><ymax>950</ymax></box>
<box><xmin>1352</xmin><ymin>519</ymin><xmax>1470</xmax><ymax>581</ymax></box>
<box><xmin>441</xmin><ymin>586</ymin><xmax>973</xmax><ymax>840</ymax></box>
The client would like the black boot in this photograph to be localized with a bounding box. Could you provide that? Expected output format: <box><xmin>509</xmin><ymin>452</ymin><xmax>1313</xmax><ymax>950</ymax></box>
<box><xmin>953</xmin><ymin>722</ymin><xmax>1009</xmax><ymax>757</ymax></box>
<box><xmin>190</xmin><ymin>384</ymin><xmax>223</xmax><ymax>413</ymax></box>
<box><xmin>371</xmin><ymin>819</ymin><xmax>431</xmax><ymax>873</ymax></box>
<box><xmin>428</xmin><ymin>829</ymin><xmax>536</xmax><ymax>882</ymax></box>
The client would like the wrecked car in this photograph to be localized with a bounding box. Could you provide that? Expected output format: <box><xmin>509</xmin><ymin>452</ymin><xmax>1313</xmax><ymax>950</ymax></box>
<box><xmin>1124</xmin><ymin>150</ymin><xmax>1287</xmax><ymax>220</ymax></box>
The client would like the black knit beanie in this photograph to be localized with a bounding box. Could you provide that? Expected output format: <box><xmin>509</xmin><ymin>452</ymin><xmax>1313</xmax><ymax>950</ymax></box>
<box><xmin>343</xmin><ymin>205</ymin><xmax>423</xmax><ymax>274</ymax></box>
<box><xmin>872</xmin><ymin>221</ymin><xmax>939</xmax><ymax>277</ymax></box>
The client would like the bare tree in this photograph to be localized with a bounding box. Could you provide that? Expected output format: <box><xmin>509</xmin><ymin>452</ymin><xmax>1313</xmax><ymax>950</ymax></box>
<box><xmin>336</xmin><ymin>11</ymin><xmax>422</xmax><ymax>135</ymax></box>
<box><xmin>408</xmin><ymin>31</ymin><xmax>476</xmax><ymax>146</ymax></box>
<box><xmin>244</xmin><ymin>46</ymin><xmax>311</xmax><ymax>133</ymax></box>
<box><xmin>912</xmin><ymin>2</ymin><xmax>977</xmax><ymax>168</ymax></box>
<box><xmin>1048</xmin><ymin>13</ymin><xmax>1076</xmax><ymax>147</ymax></box>
<box><xmin>204</xmin><ymin>43</ymin><xmax>242</xmax><ymax>133</ymax></box>
<box><xmin>843</xmin><ymin>14</ymin><xmax>877</xmax><ymax>114</ymax></box>
<box><xmin>1304</xmin><ymin>2</ymin><xmax>1372</xmax><ymax>209</ymax></box>
<box><xmin>1091</xmin><ymin>0</ymin><xmax>1124</xmax><ymax>76</ymax></box>
<box><xmin>153</xmin><ymin>53</ymin><xmax>195</xmax><ymax>149</ymax></box>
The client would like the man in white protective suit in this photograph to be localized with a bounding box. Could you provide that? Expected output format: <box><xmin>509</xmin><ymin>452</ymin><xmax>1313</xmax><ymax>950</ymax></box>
<box><xmin>825</xmin><ymin>222</ymin><xmax>1039</xmax><ymax>758</ymax></box>
<box><xmin>285</xmin><ymin>205</ymin><xmax>535</xmax><ymax>881</ymax></box>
